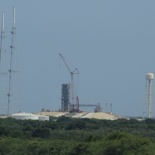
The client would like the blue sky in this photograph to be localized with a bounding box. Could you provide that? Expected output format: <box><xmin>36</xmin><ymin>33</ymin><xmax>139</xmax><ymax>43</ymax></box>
<box><xmin>0</xmin><ymin>1</ymin><xmax>155</xmax><ymax>117</ymax></box>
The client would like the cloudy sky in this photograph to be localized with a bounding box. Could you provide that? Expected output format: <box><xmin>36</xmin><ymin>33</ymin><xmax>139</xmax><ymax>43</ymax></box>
<box><xmin>0</xmin><ymin>1</ymin><xmax>155</xmax><ymax>117</ymax></box>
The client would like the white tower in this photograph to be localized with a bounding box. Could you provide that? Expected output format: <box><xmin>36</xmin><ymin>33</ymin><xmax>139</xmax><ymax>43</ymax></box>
<box><xmin>145</xmin><ymin>73</ymin><xmax>154</xmax><ymax>118</ymax></box>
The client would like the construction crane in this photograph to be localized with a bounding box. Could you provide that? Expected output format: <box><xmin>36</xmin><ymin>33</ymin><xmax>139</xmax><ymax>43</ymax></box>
<box><xmin>59</xmin><ymin>53</ymin><xmax>79</xmax><ymax>112</ymax></box>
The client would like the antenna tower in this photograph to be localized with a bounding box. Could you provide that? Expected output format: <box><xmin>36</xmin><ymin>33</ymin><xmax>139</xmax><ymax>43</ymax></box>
<box><xmin>0</xmin><ymin>12</ymin><xmax>5</xmax><ymax>66</ymax></box>
<box><xmin>0</xmin><ymin>12</ymin><xmax>8</xmax><ymax>113</ymax></box>
<box><xmin>7</xmin><ymin>7</ymin><xmax>17</xmax><ymax>116</ymax></box>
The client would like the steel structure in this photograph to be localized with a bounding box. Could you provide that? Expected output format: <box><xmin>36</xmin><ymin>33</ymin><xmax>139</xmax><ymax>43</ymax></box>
<box><xmin>61</xmin><ymin>84</ymin><xmax>70</xmax><ymax>112</ymax></box>
<box><xmin>0</xmin><ymin>12</ymin><xmax>7</xmax><ymax>113</ymax></box>
<box><xmin>59</xmin><ymin>53</ymin><xmax>79</xmax><ymax>112</ymax></box>
<box><xmin>7</xmin><ymin>7</ymin><xmax>16</xmax><ymax>116</ymax></box>
<box><xmin>79</xmin><ymin>103</ymin><xmax>102</xmax><ymax>112</ymax></box>
<box><xmin>0</xmin><ymin>12</ymin><xmax>5</xmax><ymax>66</ymax></box>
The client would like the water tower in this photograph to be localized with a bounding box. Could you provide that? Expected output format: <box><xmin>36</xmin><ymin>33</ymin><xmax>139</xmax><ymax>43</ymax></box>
<box><xmin>145</xmin><ymin>73</ymin><xmax>154</xmax><ymax>118</ymax></box>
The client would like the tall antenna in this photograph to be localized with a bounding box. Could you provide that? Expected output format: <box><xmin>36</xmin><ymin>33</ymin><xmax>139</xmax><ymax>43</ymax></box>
<box><xmin>0</xmin><ymin>12</ymin><xmax>5</xmax><ymax>67</ymax></box>
<box><xmin>13</xmin><ymin>7</ymin><xmax>15</xmax><ymax>28</ymax></box>
<box><xmin>7</xmin><ymin>7</ymin><xmax>16</xmax><ymax>116</ymax></box>
<box><xmin>0</xmin><ymin>11</ymin><xmax>9</xmax><ymax>114</ymax></box>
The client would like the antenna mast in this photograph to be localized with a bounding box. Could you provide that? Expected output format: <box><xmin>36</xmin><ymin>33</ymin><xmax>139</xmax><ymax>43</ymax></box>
<box><xmin>0</xmin><ymin>12</ymin><xmax>5</xmax><ymax>67</ymax></box>
<box><xmin>7</xmin><ymin>7</ymin><xmax>16</xmax><ymax>116</ymax></box>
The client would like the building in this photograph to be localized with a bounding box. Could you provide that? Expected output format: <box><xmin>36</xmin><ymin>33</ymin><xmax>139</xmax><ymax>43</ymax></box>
<box><xmin>10</xmin><ymin>112</ymin><xmax>49</xmax><ymax>121</ymax></box>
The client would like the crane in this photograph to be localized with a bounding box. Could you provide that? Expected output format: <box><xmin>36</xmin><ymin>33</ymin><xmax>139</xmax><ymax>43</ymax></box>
<box><xmin>59</xmin><ymin>53</ymin><xmax>79</xmax><ymax>112</ymax></box>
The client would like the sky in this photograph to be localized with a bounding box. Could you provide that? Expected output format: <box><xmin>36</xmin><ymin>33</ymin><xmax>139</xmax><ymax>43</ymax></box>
<box><xmin>0</xmin><ymin>1</ymin><xmax>155</xmax><ymax>117</ymax></box>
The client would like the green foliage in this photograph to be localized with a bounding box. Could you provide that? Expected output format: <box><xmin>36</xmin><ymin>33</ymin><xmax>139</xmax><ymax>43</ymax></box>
<box><xmin>87</xmin><ymin>132</ymin><xmax>155</xmax><ymax>155</ymax></box>
<box><xmin>0</xmin><ymin>117</ymin><xmax>155</xmax><ymax>154</ymax></box>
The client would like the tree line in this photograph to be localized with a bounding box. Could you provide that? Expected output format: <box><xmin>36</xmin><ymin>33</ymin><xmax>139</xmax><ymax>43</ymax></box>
<box><xmin>0</xmin><ymin>116</ymin><xmax>155</xmax><ymax>154</ymax></box>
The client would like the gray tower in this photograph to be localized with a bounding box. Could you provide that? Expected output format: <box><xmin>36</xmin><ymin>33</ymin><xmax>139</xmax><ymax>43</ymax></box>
<box><xmin>61</xmin><ymin>84</ymin><xmax>70</xmax><ymax>112</ymax></box>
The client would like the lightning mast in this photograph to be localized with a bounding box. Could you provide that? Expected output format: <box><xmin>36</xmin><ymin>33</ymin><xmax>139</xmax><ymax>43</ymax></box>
<box><xmin>59</xmin><ymin>53</ymin><xmax>79</xmax><ymax>112</ymax></box>
<box><xmin>0</xmin><ymin>12</ymin><xmax>5</xmax><ymax>68</ymax></box>
<box><xmin>7</xmin><ymin>7</ymin><xmax>16</xmax><ymax>116</ymax></box>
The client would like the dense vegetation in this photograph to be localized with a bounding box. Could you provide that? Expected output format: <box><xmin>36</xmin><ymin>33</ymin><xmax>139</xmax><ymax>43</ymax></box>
<box><xmin>0</xmin><ymin>116</ymin><xmax>155</xmax><ymax>154</ymax></box>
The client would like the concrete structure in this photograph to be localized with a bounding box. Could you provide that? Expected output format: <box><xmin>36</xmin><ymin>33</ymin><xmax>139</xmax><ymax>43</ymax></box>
<box><xmin>37</xmin><ymin>112</ymin><xmax>120</xmax><ymax>120</ymax></box>
<box><xmin>11</xmin><ymin>112</ymin><xmax>38</xmax><ymax>120</ymax></box>
<box><xmin>10</xmin><ymin>112</ymin><xmax>49</xmax><ymax>121</ymax></box>
<box><xmin>38</xmin><ymin>115</ymin><xmax>49</xmax><ymax>121</ymax></box>
<box><xmin>36</xmin><ymin>112</ymin><xmax>67</xmax><ymax>117</ymax></box>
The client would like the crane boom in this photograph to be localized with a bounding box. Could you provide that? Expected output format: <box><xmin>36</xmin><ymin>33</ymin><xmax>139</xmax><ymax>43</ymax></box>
<box><xmin>59</xmin><ymin>53</ymin><xmax>79</xmax><ymax>112</ymax></box>
<box><xmin>59</xmin><ymin>53</ymin><xmax>72</xmax><ymax>73</ymax></box>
